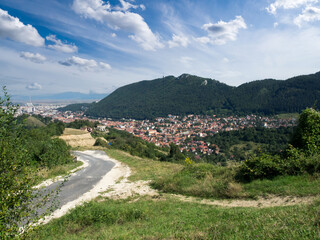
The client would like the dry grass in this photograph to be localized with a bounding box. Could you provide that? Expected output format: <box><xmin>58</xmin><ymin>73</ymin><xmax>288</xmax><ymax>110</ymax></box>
<box><xmin>63</xmin><ymin>128</ymin><xmax>88</xmax><ymax>135</ymax></box>
<box><xmin>60</xmin><ymin>128</ymin><xmax>95</xmax><ymax>147</ymax></box>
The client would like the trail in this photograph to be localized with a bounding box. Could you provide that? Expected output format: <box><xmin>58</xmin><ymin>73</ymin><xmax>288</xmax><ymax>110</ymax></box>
<box><xmin>169</xmin><ymin>194</ymin><xmax>319</xmax><ymax>208</ymax></box>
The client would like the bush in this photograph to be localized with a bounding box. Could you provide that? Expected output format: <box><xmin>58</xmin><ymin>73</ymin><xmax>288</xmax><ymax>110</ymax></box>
<box><xmin>291</xmin><ymin>108</ymin><xmax>320</xmax><ymax>155</ymax></box>
<box><xmin>94</xmin><ymin>138</ymin><xmax>108</xmax><ymax>147</ymax></box>
<box><xmin>236</xmin><ymin>154</ymin><xmax>285</xmax><ymax>182</ymax></box>
<box><xmin>237</xmin><ymin>108</ymin><xmax>320</xmax><ymax>182</ymax></box>
<box><xmin>237</xmin><ymin>147</ymin><xmax>320</xmax><ymax>182</ymax></box>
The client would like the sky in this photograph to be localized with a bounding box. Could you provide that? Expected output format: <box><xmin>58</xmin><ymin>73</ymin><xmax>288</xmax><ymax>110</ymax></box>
<box><xmin>0</xmin><ymin>0</ymin><xmax>320</xmax><ymax>97</ymax></box>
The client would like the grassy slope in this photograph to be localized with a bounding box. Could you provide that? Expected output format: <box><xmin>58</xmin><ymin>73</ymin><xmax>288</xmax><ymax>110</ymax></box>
<box><xmin>29</xmin><ymin>148</ymin><xmax>320</xmax><ymax>239</ymax></box>
<box><xmin>29</xmin><ymin>198</ymin><xmax>320</xmax><ymax>239</ymax></box>
<box><xmin>105</xmin><ymin>148</ymin><xmax>183</xmax><ymax>182</ymax></box>
<box><xmin>25</xmin><ymin>116</ymin><xmax>46</xmax><ymax>127</ymax></box>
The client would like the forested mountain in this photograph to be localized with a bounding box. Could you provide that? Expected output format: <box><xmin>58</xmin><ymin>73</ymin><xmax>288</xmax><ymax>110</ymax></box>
<box><xmin>81</xmin><ymin>72</ymin><xmax>320</xmax><ymax>119</ymax></box>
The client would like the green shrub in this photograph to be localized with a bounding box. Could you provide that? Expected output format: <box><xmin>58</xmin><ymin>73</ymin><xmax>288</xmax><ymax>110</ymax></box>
<box><xmin>237</xmin><ymin>108</ymin><xmax>320</xmax><ymax>182</ymax></box>
<box><xmin>291</xmin><ymin>108</ymin><xmax>320</xmax><ymax>155</ymax></box>
<box><xmin>94</xmin><ymin>138</ymin><xmax>108</xmax><ymax>147</ymax></box>
<box><xmin>236</xmin><ymin>154</ymin><xmax>285</xmax><ymax>182</ymax></box>
<box><xmin>237</xmin><ymin>149</ymin><xmax>320</xmax><ymax>182</ymax></box>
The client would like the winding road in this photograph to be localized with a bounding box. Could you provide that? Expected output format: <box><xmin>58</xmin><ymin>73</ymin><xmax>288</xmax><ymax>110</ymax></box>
<box><xmin>36</xmin><ymin>150</ymin><xmax>118</xmax><ymax>222</ymax></box>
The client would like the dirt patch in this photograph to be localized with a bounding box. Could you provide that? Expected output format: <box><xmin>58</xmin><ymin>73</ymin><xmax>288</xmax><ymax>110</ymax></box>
<box><xmin>102</xmin><ymin>166</ymin><xmax>158</xmax><ymax>200</ymax></box>
<box><xmin>59</xmin><ymin>133</ymin><xmax>95</xmax><ymax>147</ymax></box>
<box><xmin>171</xmin><ymin>194</ymin><xmax>319</xmax><ymax>208</ymax></box>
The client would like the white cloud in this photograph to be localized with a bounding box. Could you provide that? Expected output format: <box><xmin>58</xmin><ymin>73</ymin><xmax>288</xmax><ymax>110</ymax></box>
<box><xmin>26</xmin><ymin>82</ymin><xmax>42</xmax><ymax>90</ymax></box>
<box><xmin>20</xmin><ymin>52</ymin><xmax>46</xmax><ymax>63</ymax></box>
<box><xmin>197</xmin><ymin>16</ymin><xmax>247</xmax><ymax>45</ymax></box>
<box><xmin>180</xmin><ymin>56</ymin><xmax>193</xmax><ymax>64</ymax></box>
<box><xmin>111</xmin><ymin>33</ymin><xmax>117</xmax><ymax>37</ymax></box>
<box><xmin>99</xmin><ymin>62</ymin><xmax>112</xmax><ymax>69</ymax></box>
<box><xmin>114</xmin><ymin>0</ymin><xmax>145</xmax><ymax>11</ymax></box>
<box><xmin>168</xmin><ymin>34</ymin><xmax>190</xmax><ymax>48</ymax></box>
<box><xmin>72</xmin><ymin>0</ymin><xmax>163</xmax><ymax>50</ymax></box>
<box><xmin>46</xmin><ymin>35</ymin><xmax>78</xmax><ymax>53</ymax></box>
<box><xmin>59</xmin><ymin>56</ymin><xmax>111</xmax><ymax>70</ymax></box>
<box><xmin>140</xmin><ymin>4</ymin><xmax>146</xmax><ymax>11</ymax></box>
<box><xmin>294</xmin><ymin>6</ymin><xmax>320</xmax><ymax>26</ymax></box>
<box><xmin>194</xmin><ymin>36</ymin><xmax>211</xmax><ymax>44</ymax></box>
<box><xmin>266</xmin><ymin>0</ymin><xmax>318</xmax><ymax>14</ymax></box>
<box><xmin>0</xmin><ymin>8</ymin><xmax>44</xmax><ymax>46</ymax></box>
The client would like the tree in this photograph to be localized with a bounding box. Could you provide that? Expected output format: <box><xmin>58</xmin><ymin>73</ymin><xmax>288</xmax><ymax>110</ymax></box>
<box><xmin>291</xmin><ymin>108</ymin><xmax>320</xmax><ymax>155</ymax></box>
<box><xmin>0</xmin><ymin>87</ymin><xmax>53</xmax><ymax>238</ymax></box>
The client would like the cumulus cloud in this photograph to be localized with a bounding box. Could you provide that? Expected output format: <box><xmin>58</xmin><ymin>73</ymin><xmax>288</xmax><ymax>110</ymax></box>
<box><xmin>72</xmin><ymin>0</ymin><xmax>163</xmax><ymax>50</ymax></box>
<box><xmin>168</xmin><ymin>34</ymin><xmax>190</xmax><ymax>48</ymax></box>
<box><xmin>26</xmin><ymin>82</ymin><xmax>42</xmax><ymax>90</ymax></box>
<box><xmin>46</xmin><ymin>35</ymin><xmax>78</xmax><ymax>53</ymax></box>
<box><xmin>266</xmin><ymin>0</ymin><xmax>319</xmax><ymax>14</ymax></box>
<box><xmin>114</xmin><ymin>0</ymin><xmax>145</xmax><ymax>11</ymax></box>
<box><xmin>0</xmin><ymin>8</ymin><xmax>44</xmax><ymax>46</ymax></box>
<box><xmin>294</xmin><ymin>6</ymin><xmax>320</xmax><ymax>26</ymax></box>
<box><xmin>196</xmin><ymin>16</ymin><xmax>247</xmax><ymax>45</ymax></box>
<box><xmin>59</xmin><ymin>56</ymin><xmax>111</xmax><ymax>70</ymax></box>
<box><xmin>20</xmin><ymin>52</ymin><xmax>46</xmax><ymax>63</ymax></box>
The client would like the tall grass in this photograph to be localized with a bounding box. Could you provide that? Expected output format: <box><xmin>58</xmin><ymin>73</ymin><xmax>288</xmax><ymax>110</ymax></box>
<box><xmin>152</xmin><ymin>163</ymin><xmax>245</xmax><ymax>199</ymax></box>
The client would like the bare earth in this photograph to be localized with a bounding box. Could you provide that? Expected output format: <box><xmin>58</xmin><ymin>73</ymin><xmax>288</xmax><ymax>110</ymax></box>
<box><xmin>170</xmin><ymin>194</ymin><xmax>318</xmax><ymax>208</ymax></box>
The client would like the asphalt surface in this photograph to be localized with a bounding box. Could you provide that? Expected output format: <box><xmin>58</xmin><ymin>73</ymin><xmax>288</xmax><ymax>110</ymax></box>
<box><xmin>37</xmin><ymin>151</ymin><xmax>115</xmax><ymax>215</ymax></box>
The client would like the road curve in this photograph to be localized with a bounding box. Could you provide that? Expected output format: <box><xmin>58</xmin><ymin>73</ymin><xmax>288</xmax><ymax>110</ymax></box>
<box><xmin>37</xmin><ymin>150</ymin><xmax>122</xmax><ymax>224</ymax></box>
<box><xmin>46</xmin><ymin>150</ymin><xmax>115</xmax><ymax>208</ymax></box>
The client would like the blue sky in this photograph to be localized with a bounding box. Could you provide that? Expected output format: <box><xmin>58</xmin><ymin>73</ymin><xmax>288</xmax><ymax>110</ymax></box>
<box><xmin>1</xmin><ymin>0</ymin><xmax>320</xmax><ymax>96</ymax></box>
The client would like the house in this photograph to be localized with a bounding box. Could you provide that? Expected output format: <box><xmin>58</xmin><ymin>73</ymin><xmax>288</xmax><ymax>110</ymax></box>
<box><xmin>96</xmin><ymin>125</ymin><xmax>107</xmax><ymax>132</ymax></box>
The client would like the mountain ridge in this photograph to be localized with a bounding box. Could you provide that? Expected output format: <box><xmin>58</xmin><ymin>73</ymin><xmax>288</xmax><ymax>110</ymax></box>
<box><xmin>68</xmin><ymin>72</ymin><xmax>320</xmax><ymax>119</ymax></box>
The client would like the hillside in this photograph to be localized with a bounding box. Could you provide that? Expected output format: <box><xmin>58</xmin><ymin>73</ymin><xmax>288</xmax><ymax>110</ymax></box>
<box><xmin>85</xmin><ymin>74</ymin><xmax>232</xmax><ymax>119</ymax></box>
<box><xmin>25</xmin><ymin>116</ymin><xmax>46</xmax><ymax>128</ymax></box>
<box><xmin>81</xmin><ymin>72</ymin><xmax>320</xmax><ymax>119</ymax></box>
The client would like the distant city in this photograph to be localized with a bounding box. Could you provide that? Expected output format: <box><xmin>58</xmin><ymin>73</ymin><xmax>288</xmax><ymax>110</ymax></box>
<box><xmin>17</xmin><ymin>102</ymin><xmax>297</xmax><ymax>156</ymax></box>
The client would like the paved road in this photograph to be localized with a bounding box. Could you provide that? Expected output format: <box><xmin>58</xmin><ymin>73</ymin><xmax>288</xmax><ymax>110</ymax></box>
<box><xmin>38</xmin><ymin>150</ymin><xmax>115</xmax><ymax>215</ymax></box>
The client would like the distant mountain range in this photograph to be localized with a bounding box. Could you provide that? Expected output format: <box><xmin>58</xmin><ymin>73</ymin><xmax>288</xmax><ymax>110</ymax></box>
<box><xmin>13</xmin><ymin>92</ymin><xmax>107</xmax><ymax>103</ymax></box>
<box><xmin>61</xmin><ymin>72</ymin><xmax>320</xmax><ymax>119</ymax></box>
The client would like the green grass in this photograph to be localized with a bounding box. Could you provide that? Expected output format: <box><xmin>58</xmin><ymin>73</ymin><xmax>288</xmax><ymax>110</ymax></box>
<box><xmin>28</xmin><ymin>197</ymin><xmax>320</xmax><ymax>240</ymax></box>
<box><xmin>27</xmin><ymin>147</ymin><xmax>320</xmax><ymax>239</ymax></box>
<box><xmin>105</xmin><ymin>148</ymin><xmax>183</xmax><ymax>182</ymax></box>
<box><xmin>152</xmin><ymin>162</ymin><xmax>320</xmax><ymax>199</ymax></box>
<box><xmin>244</xmin><ymin>174</ymin><xmax>320</xmax><ymax>197</ymax></box>
<box><xmin>277</xmin><ymin>113</ymin><xmax>299</xmax><ymax>119</ymax></box>
<box><xmin>25</xmin><ymin>116</ymin><xmax>46</xmax><ymax>127</ymax></box>
<box><xmin>32</xmin><ymin>161</ymin><xmax>83</xmax><ymax>186</ymax></box>
<box><xmin>152</xmin><ymin>163</ymin><xmax>245</xmax><ymax>199</ymax></box>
